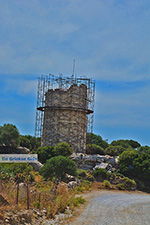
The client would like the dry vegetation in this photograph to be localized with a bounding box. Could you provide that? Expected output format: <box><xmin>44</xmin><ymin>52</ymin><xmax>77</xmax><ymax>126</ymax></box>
<box><xmin>0</xmin><ymin>178</ymin><xmax>86</xmax><ymax>222</ymax></box>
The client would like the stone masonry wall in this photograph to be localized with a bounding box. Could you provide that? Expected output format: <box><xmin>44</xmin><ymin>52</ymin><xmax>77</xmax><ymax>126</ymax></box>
<box><xmin>42</xmin><ymin>84</ymin><xmax>88</xmax><ymax>153</ymax></box>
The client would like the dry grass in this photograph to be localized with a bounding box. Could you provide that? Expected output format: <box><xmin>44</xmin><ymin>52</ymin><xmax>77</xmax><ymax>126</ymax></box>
<box><xmin>0</xmin><ymin>180</ymin><xmax>86</xmax><ymax>219</ymax></box>
<box><xmin>91</xmin><ymin>181</ymin><xmax>117</xmax><ymax>190</ymax></box>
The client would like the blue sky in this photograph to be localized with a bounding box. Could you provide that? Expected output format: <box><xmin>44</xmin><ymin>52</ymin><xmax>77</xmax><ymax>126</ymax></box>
<box><xmin>0</xmin><ymin>0</ymin><xmax>150</xmax><ymax>145</ymax></box>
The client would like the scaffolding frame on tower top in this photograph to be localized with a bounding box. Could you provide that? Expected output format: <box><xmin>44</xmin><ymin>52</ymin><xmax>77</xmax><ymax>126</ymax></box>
<box><xmin>35</xmin><ymin>73</ymin><xmax>95</xmax><ymax>138</ymax></box>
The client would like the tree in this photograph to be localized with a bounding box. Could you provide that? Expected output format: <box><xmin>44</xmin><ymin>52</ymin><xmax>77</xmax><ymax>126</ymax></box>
<box><xmin>111</xmin><ymin>139</ymin><xmax>140</xmax><ymax>149</ymax></box>
<box><xmin>40</xmin><ymin>156</ymin><xmax>77</xmax><ymax>181</ymax></box>
<box><xmin>37</xmin><ymin>142</ymin><xmax>73</xmax><ymax>164</ymax></box>
<box><xmin>86</xmin><ymin>144</ymin><xmax>105</xmax><ymax>155</ymax></box>
<box><xmin>20</xmin><ymin>135</ymin><xmax>41</xmax><ymax>151</ymax></box>
<box><xmin>118</xmin><ymin>149</ymin><xmax>150</xmax><ymax>191</ymax></box>
<box><xmin>138</xmin><ymin>146</ymin><xmax>150</xmax><ymax>152</ymax></box>
<box><xmin>118</xmin><ymin>150</ymin><xmax>138</xmax><ymax>177</ymax></box>
<box><xmin>104</xmin><ymin>145</ymin><xmax>127</xmax><ymax>156</ymax></box>
<box><xmin>128</xmin><ymin>140</ymin><xmax>141</xmax><ymax>149</ymax></box>
<box><xmin>20</xmin><ymin>136</ymin><xmax>31</xmax><ymax>149</ymax></box>
<box><xmin>111</xmin><ymin>140</ymin><xmax>131</xmax><ymax>149</ymax></box>
<box><xmin>86</xmin><ymin>133</ymin><xmax>108</xmax><ymax>149</ymax></box>
<box><xmin>0</xmin><ymin>124</ymin><xmax>20</xmax><ymax>147</ymax></box>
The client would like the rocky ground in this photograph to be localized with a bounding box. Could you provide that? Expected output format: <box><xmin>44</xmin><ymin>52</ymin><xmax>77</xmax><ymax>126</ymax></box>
<box><xmin>0</xmin><ymin>208</ymin><xmax>72</xmax><ymax>225</ymax></box>
<box><xmin>66</xmin><ymin>191</ymin><xmax>150</xmax><ymax>225</ymax></box>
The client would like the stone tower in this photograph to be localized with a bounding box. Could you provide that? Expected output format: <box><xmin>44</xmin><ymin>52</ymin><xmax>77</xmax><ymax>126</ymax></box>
<box><xmin>35</xmin><ymin>75</ymin><xmax>95</xmax><ymax>153</ymax></box>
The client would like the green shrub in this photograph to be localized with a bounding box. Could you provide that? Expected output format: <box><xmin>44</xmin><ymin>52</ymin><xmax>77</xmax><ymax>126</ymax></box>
<box><xmin>53</xmin><ymin>142</ymin><xmax>73</xmax><ymax>157</ymax></box>
<box><xmin>118</xmin><ymin>150</ymin><xmax>138</xmax><ymax>177</ymax></box>
<box><xmin>86</xmin><ymin>133</ymin><xmax>108</xmax><ymax>149</ymax></box>
<box><xmin>102</xmin><ymin>180</ymin><xmax>111</xmax><ymax>189</ymax></box>
<box><xmin>40</xmin><ymin>156</ymin><xmax>77</xmax><ymax>181</ymax></box>
<box><xmin>0</xmin><ymin>172</ymin><xmax>12</xmax><ymax>181</ymax></box>
<box><xmin>116</xmin><ymin>183</ymin><xmax>125</xmax><ymax>190</ymax></box>
<box><xmin>0</xmin><ymin>163</ymin><xmax>34</xmax><ymax>183</ymax></box>
<box><xmin>86</xmin><ymin>144</ymin><xmax>105</xmax><ymax>155</ymax></box>
<box><xmin>75</xmin><ymin>180</ymin><xmax>91</xmax><ymax>193</ymax></box>
<box><xmin>20</xmin><ymin>135</ymin><xmax>41</xmax><ymax>151</ymax></box>
<box><xmin>138</xmin><ymin>146</ymin><xmax>150</xmax><ymax>152</ymax></box>
<box><xmin>104</xmin><ymin>145</ymin><xmax>127</xmax><ymax>156</ymax></box>
<box><xmin>0</xmin><ymin>124</ymin><xmax>20</xmax><ymax>147</ymax></box>
<box><xmin>111</xmin><ymin>140</ymin><xmax>133</xmax><ymax>149</ymax></box>
<box><xmin>37</xmin><ymin>142</ymin><xmax>73</xmax><ymax>164</ymax></box>
<box><xmin>109</xmin><ymin>172</ymin><xmax>125</xmax><ymax>184</ymax></box>
<box><xmin>68</xmin><ymin>196</ymin><xmax>86</xmax><ymax>210</ymax></box>
<box><xmin>118</xmin><ymin>149</ymin><xmax>150</xmax><ymax>191</ymax></box>
<box><xmin>116</xmin><ymin>177</ymin><xmax>136</xmax><ymax>190</ymax></box>
<box><xmin>77</xmin><ymin>170</ymin><xmax>94</xmax><ymax>182</ymax></box>
<box><xmin>77</xmin><ymin>169</ymin><xmax>87</xmax><ymax>178</ymax></box>
<box><xmin>0</xmin><ymin>163</ymin><xmax>33</xmax><ymax>176</ymax></box>
<box><xmin>86</xmin><ymin>173</ymin><xmax>95</xmax><ymax>182</ymax></box>
<box><xmin>93</xmin><ymin>168</ymin><xmax>109</xmax><ymax>181</ymax></box>
<box><xmin>37</xmin><ymin>146</ymin><xmax>54</xmax><ymax>164</ymax></box>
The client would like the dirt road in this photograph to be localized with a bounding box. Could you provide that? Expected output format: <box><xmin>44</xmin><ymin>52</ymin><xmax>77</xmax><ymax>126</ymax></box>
<box><xmin>68</xmin><ymin>191</ymin><xmax>150</xmax><ymax>225</ymax></box>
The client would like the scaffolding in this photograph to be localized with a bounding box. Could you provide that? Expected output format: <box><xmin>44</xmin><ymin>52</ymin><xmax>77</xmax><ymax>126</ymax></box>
<box><xmin>35</xmin><ymin>73</ymin><xmax>95</xmax><ymax>151</ymax></box>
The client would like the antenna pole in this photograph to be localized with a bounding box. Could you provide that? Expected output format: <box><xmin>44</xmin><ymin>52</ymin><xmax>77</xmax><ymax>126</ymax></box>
<box><xmin>72</xmin><ymin>59</ymin><xmax>76</xmax><ymax>79</ymax></box>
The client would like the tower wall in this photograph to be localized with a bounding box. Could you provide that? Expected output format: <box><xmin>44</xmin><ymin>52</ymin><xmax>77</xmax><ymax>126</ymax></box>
<box><xmin>42</xmin><ymin>84</ymin><xmax>88</xmax><ymax>153</ymax></box>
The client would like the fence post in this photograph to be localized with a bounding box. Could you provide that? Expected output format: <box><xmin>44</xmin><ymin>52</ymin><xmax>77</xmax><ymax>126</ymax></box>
<box><xmin>26</xmin><ymin>182</ymin><xmax>30</xmax><ymax>210</ymax></box>
<box><xmin>16</xmin><ymin>183</ymin><xmax>19</xmax><ymax>205</ymax></box>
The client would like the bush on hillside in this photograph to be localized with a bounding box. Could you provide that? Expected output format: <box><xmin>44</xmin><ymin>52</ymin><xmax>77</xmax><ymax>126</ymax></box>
<box><xmin>53</xmin><ymin>142</ymin><xmax>73</xmax><ymax>157</ymax></box>
<box><xmin>116</xmin><ymin>177</ymin><xmax>136</xmax><ymax>190</ymax></box>
<box><xmin>118</xmin><ymin>149</ymin><xmax>150</xmax><ymax>191</ymax></box>
<box><xmin>104</xmin><ymin>145</ymin><xmax>127</xmax><ymax>156</ymax></box>
<box><xmin>86</xmin><ymin>133</ymin><xmax>108</xmax><ymax>149</ymax></box>
<box><xmin>138</xmin><ymin>146</ymin><xmax>150</xmax><ymax>152</ymax></box>
<box><xmin>37</xmin><ymin>142</ymin><xmax>73</xmax><ymax>164</ymax></box>
<box><xmin>37</xmin><ymin>146</ymin><xmax>54</xmax><ymax>164</ymax></box>
<box><xmin>102</xmin><ymin>180</ymin><xmax>112</xmax><ymax>189</ymax></box>
<box><xmin>0</xmin><ymin>163</ymin><xmax>34</xmax><ymax>182</ymax></box>
<box><xmin>93</xmin><ymin>168</ymin><xmax>109</xmax><ymax>181</ymax></box>
<box><xmin>111</xmin><ymin>139</ymin><xmax>140</xmax><ymax>149</ymax></box>
<box><xmin>20</xmin><ymin>135</ymin><xmax>41</xmax><ymax>151</ymax></box>
<box><xmin>86</xmin><ymin>144</ymin><xmax>105</xmax><ymax>155</ymax></box>
<box><xmin>40</xmin><ymin>156</ymin><xmax>77</xmax><ymax>181</ymax></box>
<box><xmin>77</xmin><ymin>169</ymin><xmax>87</xmax><ymax>178</ymax></box>
<box><xmin>0</xmin><ymin>124</ymin><xmax>20</xmax><ymax>147</ymax></box>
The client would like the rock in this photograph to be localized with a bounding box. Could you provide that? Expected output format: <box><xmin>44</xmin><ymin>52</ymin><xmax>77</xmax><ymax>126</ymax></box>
<box><xmin>65</xmin><ymin>174</ymin><xmax>76</xmax><ymax>182</ymax></box>
<box><xmin>17</xmin><ymin>146</ymin><xmax>30</xmax><ymax>154</ymax></box>
<box><xmin>71</xmin><ymin>153</ymin><xmax>117</xmax><ymax>171</ymax></box>
<box><xmin>42</xmin><ymin>209</ymin><xmax>47</xmax><ymax>214</ymax></box>
<box><xmin>29</xmin><ymin>161</ymin><xmax>43</xmax><ymax>171</ymax></box>
<box><xmin>80</xmin><ymin>164</ymin><xmax>94</xmax><ymax>170</ymax></box>
<box><xmin>68</xmin><ymin>181</ymin><xmax>78</xmax><ymax>189</ymax></box>
<box><xmin>70</xmin><ymin>153</ymin><xmax>86</xmax><ymax>160</ymax></box>
<box><xmin>94</xmin><ymin>163</ymin><xmax>109</xmax><ymax>170</ymax></box>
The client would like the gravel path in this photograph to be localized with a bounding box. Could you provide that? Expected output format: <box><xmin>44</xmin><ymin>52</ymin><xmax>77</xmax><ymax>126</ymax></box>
<box><xmin>67</xmin><ymin>191</ymin><xmax>150</xmax><ymax>225</ymax></box>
